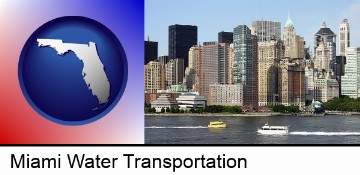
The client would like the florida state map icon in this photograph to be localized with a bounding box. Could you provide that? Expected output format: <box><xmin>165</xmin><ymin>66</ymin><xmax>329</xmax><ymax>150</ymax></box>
<box><xmin>18</xmin><ymin>16</ymin><xmax>128</xmax><ymax>125</ymax></box>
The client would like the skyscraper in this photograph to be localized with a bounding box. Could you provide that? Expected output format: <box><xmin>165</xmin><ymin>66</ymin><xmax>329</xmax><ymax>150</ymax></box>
<box><xmin>228</xmin><ymin>43</ymin><xmax>234</xmax><ymax>84</ymax></box>
<box><xmin>339</xmin><ymin>19</ymin><xmax>350</xmax><ymax>56</ymax></box>
<box><xmin>278</xmin><ymin>58</ymin><xmax>305</xmax><ymax>107</ymax></box>
<box><xmin>158</xmin><ymin>56</ymin><xmax>169</xmax><ymax>90</ymax></box>
<box><xmin>144</xmin><ymin>60</ymin><xmax>161</xmax><ymax>93</ymax></box>
<box><xmin>198</xmin><ymin>43</ymin><xmax>219</xmax><ymax>98</ymax></box>
<box><xmin>341</xmin><ymin>47</ymin><xmax>360</xmax><ymax>98</ymax></box>
<box><xmin>251</xmin><ymin>20</ymin><xmax>281</xmax><ymax>42</ymax></box>
<box><xmin>314</xmin><ymin>42</ymin><xmax>331</xmax><ymax>71</ymax></box>
<box><xmin>197</xmin><ymin>42</ymin><xmax>230</xmax><ymax>98</ymax></box>
<box><xmin>184</xmin><ymin>46</ymin><xmax>201</xmax><ymax>91</ymax></box>
<box><xmin>314</xmin><ymin>22</ymin><xmax>336</xmax><ymax>73</ymax></box>
<box><xmin>168</xmin><ymin>24</ymin><xmax>198</xmax><ymax>69</ymax></box>
<box><xmin>258</xmin><ymin>40</ymin><xmax>284</xmax><ymax>106</ymax></box>
<box><xmin>233</xmin><ymin>25</ymin><xmax>255</xmax><ymax>106</ymax></box>
<box><xmin>284</xmin><ymin>13</ymin><xmax>296</xmax><ymax>58</ymax></box>
<box><xmin>295</xmin><ymin>35</ymin><xmax>305</xmax><ymax>58</ymax></box>
<box><xmin>145</xmin><ymin>40</ymin><xmax>158</xmax><ymax>65</ymax></box>
<box><xmin>283</xmin><ymin>13</ymin><xmax>305</xmax><ymax>59</ymax></box>
<box><xmin>158</xmin><ymin>55</ymin><xmax>169</xmax><ymax>66</ymax></box>
<box><xmin>218</xmin><ymin>31</ymin><xmax>233</xmax><ymax>44</ymax></box>
<box><xmin>304</xmin><ymin>67</ymin><xmax>315</xmax><ymax>101</ymax></box>
<box><xmin>335</xmin><ymin>55</ymin><xmax>346</xmax><ymax>95</ymax></box>
<box><xmin>233</xmin><ymin>25</ymin><xmax>253</xmax><ymax>85</ymax></box>
<box><xmin>165</xmin><ymin>58</ymin><xmax>184</xmax><ymax>88</ymax></box>
<box><xmin>251</xmin><ymin>35</ymin><xmax>258</xmax><ymax>106</ymax></box>
<box><xmin>284</xmin><ymin>13</ymin><xmax>305</xmax><ymax>58</ymax></box>
<box><xmin>278</xmin><ymin>58</ymin><xmax>291</xmax><ymax>106</ymax></box>
<box><xmin>218</xmin><ymin>43</ymin><xmax>231</xmax><ymax>84</ymax></box>
<box><xmin>313</xmin><ymin>75</ymin><xmax>339</xmax><ymax>102</ymax></box>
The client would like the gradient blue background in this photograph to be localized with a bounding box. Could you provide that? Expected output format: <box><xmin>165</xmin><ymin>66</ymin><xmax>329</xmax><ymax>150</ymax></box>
<box><xmin>0</xmin><ymin>0</ymin><xmax>144</xmax><ymax>143</ymax></box>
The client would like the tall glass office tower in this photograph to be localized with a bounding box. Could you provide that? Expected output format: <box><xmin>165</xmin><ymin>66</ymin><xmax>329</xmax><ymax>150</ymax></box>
<box><xmin>233</xmin><ymin>25</ymin><xmax>257</xmax><ymax>105</ymax></box>
<box><xmin>233</xmin><ymin>25</ymin><xmax>253</xmax><ymax>85</ymax></box>
<box><xmin>168</xmin><ymin>24</ymin><xmax>197</xmax><ymax>69</ymax></box>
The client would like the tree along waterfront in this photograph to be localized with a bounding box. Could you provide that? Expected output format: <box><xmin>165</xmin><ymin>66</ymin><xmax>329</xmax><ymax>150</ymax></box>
<box><xmin>324</xmin><ymin>96</ymin><xmax>360</xmax><ymax>112</ymax></box>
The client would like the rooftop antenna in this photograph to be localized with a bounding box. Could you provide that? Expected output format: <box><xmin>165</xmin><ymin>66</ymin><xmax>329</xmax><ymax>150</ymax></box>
<box><xmin>322</xmin><ymin>17</ymin><xmax>327</xmax><ymax>28</ymax></box>
<box><xmin>147</xmin><ymin>35</ymin><xmax>150</xmax><ymax>41</ymax></box>
<box><xmin>261</xmin><ymin>17</ymin><xmax>264</xmax><ymax>42</ymax></box>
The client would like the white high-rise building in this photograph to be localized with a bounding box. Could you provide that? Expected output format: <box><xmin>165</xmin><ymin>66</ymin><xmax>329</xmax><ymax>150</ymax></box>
<box><xmin>165</xmin><ymin>58</ymin><xmax>184</xmax><ymax>88</ymax></box>
<box><xmin>339</xmin><ymin>19</ymin><xmax>350</xmax><ymax>56</ymax></box>
<box><xmin>184</xmin><ymin>46</ymin><xmax>201</xmax><ymax>91</ymax></box>
<box><xmin>145</xmin><ymin>60</ymin><xmax>161</xmax><ymax>93</ymax></box>
<box><xmin>341</xmin><ymin>47</ymin><xmax>360</xmax><ymax>98</ymax></box>
<box><xmin>314</xmin><ymin>75</ymin><xmax>339</xmax><ymax>102</ymax></box>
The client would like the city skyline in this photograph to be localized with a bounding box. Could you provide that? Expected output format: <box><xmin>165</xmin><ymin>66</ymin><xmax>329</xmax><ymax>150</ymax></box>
<box><xmin>145</xmin><ymin>0</ymin><xmax>360</xmax><ymax>56</ymax></box>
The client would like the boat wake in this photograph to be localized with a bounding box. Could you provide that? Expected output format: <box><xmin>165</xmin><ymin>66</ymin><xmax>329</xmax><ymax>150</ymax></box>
<box><xmin>145</xmin><ymin>126</ymin><xmax>207</xmax><ymax>129</ymax></box>
<box><xmin>290</xmin><ymin>132</ymin><xmax>360</xmax><ymax>136</ymax></box>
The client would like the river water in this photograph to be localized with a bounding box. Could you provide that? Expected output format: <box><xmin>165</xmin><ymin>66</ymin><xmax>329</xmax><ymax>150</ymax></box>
<box><xmin>145</xmin><ymin>115</ymin><xmax>360</xmax><ymax>144</ymax></box>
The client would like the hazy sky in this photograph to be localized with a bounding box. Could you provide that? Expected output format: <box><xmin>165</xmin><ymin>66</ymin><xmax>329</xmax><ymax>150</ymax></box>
<box><xmin>145</xmin><ymin>0</ymin><xmax>360</xmax><ymax>56</ymax></box>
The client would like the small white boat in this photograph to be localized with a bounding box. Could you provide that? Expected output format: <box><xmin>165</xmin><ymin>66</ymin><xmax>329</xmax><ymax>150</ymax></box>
<box><xmin>257</xmin><ymin>123</ymin><xmax>289</xmax><ymax>135</ymax></box>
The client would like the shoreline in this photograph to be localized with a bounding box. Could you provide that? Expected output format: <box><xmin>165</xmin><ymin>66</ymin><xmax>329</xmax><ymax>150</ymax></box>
<box><xmin>145</xmin><ymin>111</ymin><xmax>360</xmax><ymax>117</ymax></box>
<box><xmin>145</xmin><ymin>112</ymin><xmax>286</xmax><ymax>117</ymax></box>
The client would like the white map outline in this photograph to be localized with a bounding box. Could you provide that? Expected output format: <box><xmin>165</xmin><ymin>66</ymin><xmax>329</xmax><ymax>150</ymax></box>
<box><xmin>37</xmin><ymin>39</ymin><xmax>110</xmax><ymax>106</ymax></box>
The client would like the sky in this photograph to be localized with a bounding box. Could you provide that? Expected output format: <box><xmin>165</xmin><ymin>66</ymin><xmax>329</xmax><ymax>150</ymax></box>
<box><xmin>145</xmin><ymin>0</ymin><xmax>360</xmax><ymax>56</ymax></box>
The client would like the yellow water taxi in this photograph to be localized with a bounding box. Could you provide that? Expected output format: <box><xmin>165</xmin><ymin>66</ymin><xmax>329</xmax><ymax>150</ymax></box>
<box><xmin>208</xmin><ymin>120</ymin><xmax>227</xmax><ymax>128</ymax></box>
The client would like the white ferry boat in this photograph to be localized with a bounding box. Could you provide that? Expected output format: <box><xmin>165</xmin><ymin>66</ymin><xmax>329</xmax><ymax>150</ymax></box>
<box><xmin>257</xmin><ymin>123</ymin><xmax>289</xmax><ymax>135</ymax></box>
